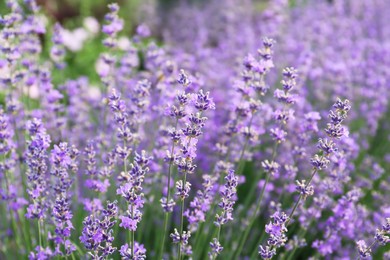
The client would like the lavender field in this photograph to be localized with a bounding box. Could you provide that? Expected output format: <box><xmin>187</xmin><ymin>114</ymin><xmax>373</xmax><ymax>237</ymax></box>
<box><xmin>0</xmin><ymin>0</ymin><xmax>390</xmax><ymax>259</ymax></box>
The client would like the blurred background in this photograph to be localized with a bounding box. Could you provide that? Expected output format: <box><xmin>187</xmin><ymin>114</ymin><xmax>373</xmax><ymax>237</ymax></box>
<box><xmin>0</xmin><ymin>0</ymin><xmax>334</xmax><ymax>84</ymax></box>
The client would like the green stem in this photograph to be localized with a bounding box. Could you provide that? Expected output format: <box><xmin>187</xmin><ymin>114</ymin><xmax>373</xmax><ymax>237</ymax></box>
<box><xmin>38</xmin><ymin>220</ymin><xmax>42</xmax><ymax>248</ymax></box>
<box><xmin>131</xmin><ymin>203</ymin><xmax>135</xmax><ymax>257</ymax></box>
<box><xmin>158</xmin><ymin>119</ymin><xmax>179</xmax><ymax>259</ymax></box>
<box><xmin>285</xmin><ymin>168</ymin><xmax>317</xmax><ymax>227</ymax></box>
<box><xmin>177</xmin><ymin>172</ymin><xmax>187</xmax><ymax>260</ymax></box>
<box><xmin>256</xmin><ymin>167</ymin><xmax>319</xmax><ymax>258</ymax></box>
<box><xmin>233</xmin><ymin>142</ymin><xmax>278</xmax><ymax>259</ymax></box>
<box><xmin>236</xmin><ymin>114</ymin><xmax>254</xmax><ymax>175</ymax></box>
<box><xmin>233</xmin><ymin>172</ymin><xmax>271</xmax><ymax>259</ymax></box>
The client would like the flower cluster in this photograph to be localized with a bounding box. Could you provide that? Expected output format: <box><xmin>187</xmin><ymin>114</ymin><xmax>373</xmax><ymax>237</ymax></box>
<box><xmin>258</xmin><ymin>212</ymin><xmax>289</xmax><ymax>259</ymax></box>
<box><xmin>118</xmin><ymin>151</ymin><xmax>149</xmax><ymax>231</ymax></box>
<box><xmin>357</xmin><ymin>218</ymin><xmax>390</xmax><ymax>258</ymax></box>
<box><xmin>0</xmin><ymin>1</ymin><xmax>390</xmax><ymax>259</ymax></box>
<box><xmin>50</xmin><ymin>23</ymin><xmax>66</xmax><ymax>69</ymax></box>
<box><xmin>25</xmin><ymin>118</ymin><xmax>51</xmax><ymax>220</ymax></box>
<box><xmin>50</xmin><ymin>143</ymin><xmax>79</xmax><ymax>256</ymax></box>
<box><xmin>102</xmin><ymin>3</ymin><xmax>123</xmax><ymax>48</ymax></box>
<box><xmin>209</xmin><ymin>169</ymin><xmax>238</xmax><ymax>258</ymax></box>
<box><xmin>80</xmin><ymin>201</ymin><xmax>118</xmax><ymax>258</ymax></box>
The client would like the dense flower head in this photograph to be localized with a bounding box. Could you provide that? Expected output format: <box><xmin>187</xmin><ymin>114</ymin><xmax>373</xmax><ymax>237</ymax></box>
<box><xmin>175</xmin><ymin>180</ymin><xmax>191</xmax><ymax>200</ymax></box>
<box><xmin>296</xmin><ymin>180</ymin><xmax>314</xmax><ymax>199</ymax></box>
<box><xmin>177</xmin><ymin>69</ymin><xmax>192</xmax><ymax>87</ymax></box>
<box><xmin>215</xmin><ymin>169</ymin><xmax>238</xmax><ymax>226</ymax></box>
<box><xmin>259</xmin><ymin>211</ymin><xmax>289</xmax><ymax>258</ymax></box>
<box><xmin>356</xmin><ymin>240</ymin><xmax>371</xmax><ymax>258</ymax></box>
<box><xmin>29</xmin><ymin>246</ymin><xmax>53</xmax><ymax>260</ymax></box>
<box><xmin>118</xmin><ymin>151</ymin><xmax>150</xmax><ymax>233</ymax></box>
<box><xmin>270</xmin><ymin>127</ymin><xmax>287</xmax><ymax>143</ymax></box>
<box><xmin>80</xmin><ymin>201</ymin><xmax>118</xmax><ymax>258</ymax></box>
<box><xmin>259</xmin><ymin>245</ymin><xmax>276</xmax><ymax>260</ymax></box>
<box><xmin>375</xmin><ymin>229</ymin><xmax>390</xmax><ymax>245</ymax></box>
<box><xmin>262</xmin><ymin>160</ymin><xmax>280</xmax><ymax>175</ymax></box>
<box><xmin>209</xmin><ymin>238</ymin><xmax>223</xmax><ymax>258</ymax></box>
<box><xmin>25</xmin><ymin>119</ymin><xmax>51</xmax><ymax>220</ymax></box>
<box><xmin>317</xmin><ymin>138</ymin><xmax>337</xmax><ymax>155</ymax></box>
<box><xmin>119</xmin><ymin>242</ymin><xmax>146</xmax><ymax>260</ymax></box>
<box><xmin>194</xmin><ymin>89</ymin><xmax>215</xmax><ymax>111</ymax></box>
<box><xmin>170</xmin><ymin>228</ymin><xmax>191</xmax><ymax>245</ymax></box>
<box><xmin>310</xmin><ymin>154</ymin><xmax>330</xmax><ymax>170</ymax></box>
<box><xmin>52</xmin><ymin>197</ymin><xmax>76</xmax><ymax>255</ymax></box>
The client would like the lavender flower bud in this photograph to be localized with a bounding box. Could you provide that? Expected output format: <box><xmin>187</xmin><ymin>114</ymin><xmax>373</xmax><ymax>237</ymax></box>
<box><xmin>258</xmin><ymin>245</ymin><xmax>276</xmax><ymax>259</ymax></box>
<box><xmin>356</xmin><ymin>240</ymin><xmax>371</xmax><ymax>258</ymax></box>
<box><xmin>170</xmin><ymin>228</ymin><xmax>191</xmax><ymax>245</ymax></box>
<box><xmin>375</xmin><ymin>229</ymin><xmax>390</xmax><ymax>245</ymax></box>
<box><xmin>295</xmin><ymin>180</ymin><xmax>314</xmax><ymax>199</ymax></box>
<box><xmin>119</xmin><ymin>242</ymin><xmax>146</xmax><ymax>260</ymax></box>
<box><xmin>175</xmin><ymin>180</ymin><xmax>191</xmax><ymax>200</ymax></box>
<box><xmin>177</xmin><ymin>69</ymin><xmax>191</xmax><ymax>87</ymax></box>
<box><xmin>262</xmin><ymin>160</ymin><xmax>280</xmax><ymax>175</ymax></box>
<box><xmin>310</xmin><ymin>154</ymin><xmax>330</xmax><ymax>170</ymax></box>
<box><xmin>317</xmin><ymin>138</ymin><xmax>337</xmax><ymax>155</ymax></box>
<box><xmin>209</xmin><ymin>238</ymin><xmax>223</xmax><ymax>257</ymax></box>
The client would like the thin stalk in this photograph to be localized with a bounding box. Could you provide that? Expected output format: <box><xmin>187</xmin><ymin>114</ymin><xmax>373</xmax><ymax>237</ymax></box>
<box><xmin>236</xmin><ymin>114</ymin><xmax>254</xmax><ymax>175</ymax></box>
<box><xmin>241</xmin><ymin>142</ymin><xmax>278</xmax><ymax>212</ymax></box>
<box><xmin>253</xmin><ymin>166</ymin><xmax>319</xmax><ymax>258</ymax></box>
<box><xmin>38</xmin><ymin>220</ymin><xmax>42</xmax><ymax>248</ymax></box>
<box><xmin>233</xmin><ymin>172</ymin><xmax>271</xmax><ymax>259</ymax></box>
<box><xmin>158</xmin><ymin>119</ymin><xmax>179</xmax><ymax>259</ymax></box>
<box><xmin>285</xmin><ymin>168</ymin><xmax>317</xmax><ymax>227</ymax></box>
<box><xmin>131</xmin><ymin>203</ymin><xmax>135</xmax><ymax>257</ymax></box>
<box><xmin>233</xmin><ymin>142</ymin><xmax>278</xmax><ymax>259</ymax></box>
<box><xmin>178</xmin><ymin>171</ymin><xmax>188</xmax><ymax>260</ymax></box>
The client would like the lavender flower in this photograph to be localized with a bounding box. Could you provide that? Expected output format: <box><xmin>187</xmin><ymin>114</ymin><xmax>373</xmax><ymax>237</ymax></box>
<box><xmin>80</xmin><ymin>201</ymin><xmax>118</xmax><ymax>259</ymax></box>
<box><xmin>102</xmin><ymin>3</ymin><xmax>123</xmax><ymax>48</ymax></box>
<box><xmin>258</xmin><ymin>99</ymin><xmax>351</xmax><ymax>259</ymax></box>
<box><xmin>209</xmin><ymin>169</ymin><xmax>238</xmax><ymax>258</ymax></box>
<box><xmin>1</xmin><ymin>1</ymin><xmax>390</xmax><ymax>259</ymax></box>
<box><xmin>356</xmin><ymin>218</ymin><xmax>390</xmax><ymax>258</ymax></box>
<box><xmin>117</xmin><ymin>161</ymin><xmax>148</xmax><ymax>231</ymax></box>
<box><xmin>119</xmin><ymin>242</ymin><xmax>146</xmax><ymax>260</ymax></box>
<box><xmin>50</xmin><ymin>23</ymin><xmax>66</xmax><ymax>69</ymax></box>
<box><xmin>25</xmin><ymin>119</ymin><xmax>51</xmax><ymax>220</ymax></box>
<box><xmin>50</xmin><ymin>142</ymin><xmax>79</xmax><ymax>256</ymax></box>
<box><xmin>117</xmin><ymin>150</ymin><xmax>150</xmax><ymax>258</ymax></box>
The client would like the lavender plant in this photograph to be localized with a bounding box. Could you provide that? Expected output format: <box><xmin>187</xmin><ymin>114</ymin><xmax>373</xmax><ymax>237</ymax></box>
<box><xmin>0</xmin><ymin>0</ymin><xmax>389</xmax><ymax>259</ymax></box>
